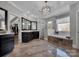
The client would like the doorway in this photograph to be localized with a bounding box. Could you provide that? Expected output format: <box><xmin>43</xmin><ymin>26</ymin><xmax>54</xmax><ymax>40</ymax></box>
<box><xmin>12</xmin><ymin>24</ymin><xmax>19</xmax><ymax>44</ymax></box>
<box><xmin>9</xmin><ymin>14</ymin><xmax>20</xmax><ymax>44</ymax></box>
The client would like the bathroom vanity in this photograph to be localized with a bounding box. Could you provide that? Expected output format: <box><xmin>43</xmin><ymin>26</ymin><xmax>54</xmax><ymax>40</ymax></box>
<box><xmin>21</xmin><ymin>17</ymin><xmax>39</xmax><ymax>43</ymax></box>
<box><xmin>0</xmin><ymin>33</ymin><xmax>14</xmax><ymax>57</ymax></box>
<box><xmin>22</xmin><ymin>31</ymin><xmax>39</xmax><ymax>43</ymax></box>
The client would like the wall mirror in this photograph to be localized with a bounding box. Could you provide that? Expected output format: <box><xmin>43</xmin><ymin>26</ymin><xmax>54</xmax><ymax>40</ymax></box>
<box><xmin>21</xmin><ymin>17</ymin><xmax>31</xmax><ymax>30</ymax></box>
<box><xmin>0</xmin><ymin>7</ymin><xmax>8</xmax><ymax>32</ymax></box>
<box><xmin>31</xmin><ymin>21</ymin><xmax>37</xmax><ymax>30</ymax></box>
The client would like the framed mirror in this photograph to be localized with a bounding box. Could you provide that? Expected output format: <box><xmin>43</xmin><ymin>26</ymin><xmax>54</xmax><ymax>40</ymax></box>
<box><xmin>21</xmin><ymin>17</ymin><xmax>31</xmax><ymax>30</ymax></box>
<box><xmin>31</xmin><ymin>21</ymin><xmax>37</xmax><ymax>30</ymax></box>
<box><xmin>0</xmin><ymin>7</ymin><xmax>8</xmax><ymax>32</ymax></box>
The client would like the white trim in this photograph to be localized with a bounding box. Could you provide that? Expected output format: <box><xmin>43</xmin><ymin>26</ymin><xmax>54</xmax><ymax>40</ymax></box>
<box><xmin>18</xmin><ymin>17</ymin><xmax>22</xmax><ymax>43</ymax></box>
<box><xmin>75</xmin><ymin>8</ymin><xmax>78</xmax><ymax>48</ymax></box>
<box><xmin>75</xmin><ymin>8</ymin><xmax>79</xmax><ymax>48</ymax></box>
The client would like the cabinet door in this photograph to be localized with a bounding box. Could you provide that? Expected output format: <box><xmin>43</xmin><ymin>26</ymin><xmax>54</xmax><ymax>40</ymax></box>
<box><xmin>22</xmin><ymin>32</ymin><xmax>32</xmax><ymax>43</ymax></box>
<box><xmin>0</xmin><ymin>40</ymin><xmax>14</xmax><ymax>56</ymax></box>
<box><xmin>0</xmin><ymin>34</ymin><xmax>14</xmax><ymax>56</ymax></box>
<box><xmin>32</xmin><ymin>31</ymin><xmax>39</xmax><ymax>39</ymax></box>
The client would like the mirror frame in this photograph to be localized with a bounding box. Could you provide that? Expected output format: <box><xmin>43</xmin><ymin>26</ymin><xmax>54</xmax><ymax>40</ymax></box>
<box><xmin>21</xmin><ymin>17</ymin><xmax>37</xmax><ymax>30</ymax></box>
<box><xmin>0</xmin><ymin>7</ymin><xmax>8</xmax><ymax>31</ymax></box>
<box><xmin>21</xmin><ymin>17</ymin><xmax>31</xmax><ymax>30</ymax></box>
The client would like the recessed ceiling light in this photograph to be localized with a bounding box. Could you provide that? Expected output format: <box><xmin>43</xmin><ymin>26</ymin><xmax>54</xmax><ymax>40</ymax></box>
<box><xmin>27</xmin><ymin>11</ymin><xmax>30</xmax><ymax>14</ymax></box>
<box><xmin>48</xmin><ymin>21</ymin><xmax>52</xmax><ymax>24</ymax></box>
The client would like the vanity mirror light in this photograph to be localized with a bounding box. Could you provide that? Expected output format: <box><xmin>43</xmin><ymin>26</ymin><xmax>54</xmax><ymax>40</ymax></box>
<box><xmin>0</xmin><ymin>7</ymin><xmax>8</xmax><ymax>32</ymax></box>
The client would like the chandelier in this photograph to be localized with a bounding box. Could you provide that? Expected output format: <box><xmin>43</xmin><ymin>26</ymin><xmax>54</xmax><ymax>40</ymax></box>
<box><xmin>40</xmin><ymin>1</ymin><xmax>51</xmax><ymax>16</ymax></box>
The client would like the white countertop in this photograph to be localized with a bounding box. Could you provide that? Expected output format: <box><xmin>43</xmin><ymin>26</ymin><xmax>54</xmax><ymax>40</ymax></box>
<box><xmin>48</xmin><ymin>34</ymin><xmax>70</xmax><ymax>40</ymax></box>
<box><xmin>0</xmin><ymin>32</ymin><xmax>14</xmax><ymax>35</ymax></box>
<box><xmin>21</xmin><ymin>30</ymin><xmax>39</xmax><ymax>32</ymax></box>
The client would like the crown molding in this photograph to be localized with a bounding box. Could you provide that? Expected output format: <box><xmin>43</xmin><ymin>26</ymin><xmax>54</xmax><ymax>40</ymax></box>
<box><xmin>7</xmin><ymin>1</ymin><xmax>23</xmax><ymax>13</ymax></box>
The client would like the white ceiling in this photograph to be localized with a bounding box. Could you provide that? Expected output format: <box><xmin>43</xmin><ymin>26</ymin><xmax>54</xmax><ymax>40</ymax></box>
<box><xmin>9</xmin><ymin>1</ymin><xmax>77</xmax><ymax>19</ymax></box>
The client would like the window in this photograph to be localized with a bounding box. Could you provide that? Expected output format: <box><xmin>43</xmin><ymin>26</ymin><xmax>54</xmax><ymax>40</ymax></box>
<box><xmin>57</xmin><ymin>23</ymin><xmax>70</xmax><ymax>32</ymax></box>
<box><xmin>57</xmin><ymin>17</ymin><xmax>70</xmax><ymax>32</ymax></box>
<box><xmin>47</xmin><ymin>21</ymin><xmax>54</xmax><ymax>35</ymax></box>
<box><xmin>47</xmin><ymin>21</ymin><xmax>53</xmax><ymax>30</ymax></box>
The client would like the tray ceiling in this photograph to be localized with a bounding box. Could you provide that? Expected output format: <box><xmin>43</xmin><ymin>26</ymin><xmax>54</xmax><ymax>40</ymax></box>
<box><xmin>10</xmin><ymin>1</ymin><xmax>77</xmax><ymax>18</ymax></box>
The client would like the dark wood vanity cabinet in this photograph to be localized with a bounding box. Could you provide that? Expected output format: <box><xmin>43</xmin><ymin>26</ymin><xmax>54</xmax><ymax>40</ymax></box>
<box><xmin>32</xmin><ymin>31</ymin><xmax>39</xmax><ymax>39</ymax></box>
<box><xmin>0</xmin><ymin>34</ymin><xmax>14</xmax><ymax>57</ymax></box>
<box><xmin>22</xmin><ymin>31</ymin><xmax>39</xmax><ymax>43</ymax></box>
<box><xmin>22</xmin><ymin>32</ymin><xmax>33</xmax><ymax>43</ymax></box>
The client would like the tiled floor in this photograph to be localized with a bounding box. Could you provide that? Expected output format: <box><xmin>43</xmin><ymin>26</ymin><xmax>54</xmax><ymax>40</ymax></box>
<box><xmin>5</xmin><ymin>39</ymin><xmax>79</xmax><ymax>57</ymax></box>
<box><xmin>6</xmin><ymin>39</ymin><xmax>54</xmax><ymax>57</ymax></box>
<box><xmin>49</xmin><ymin>43</ymin><xmax>79</xmax><ymax>57</ymax></box>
